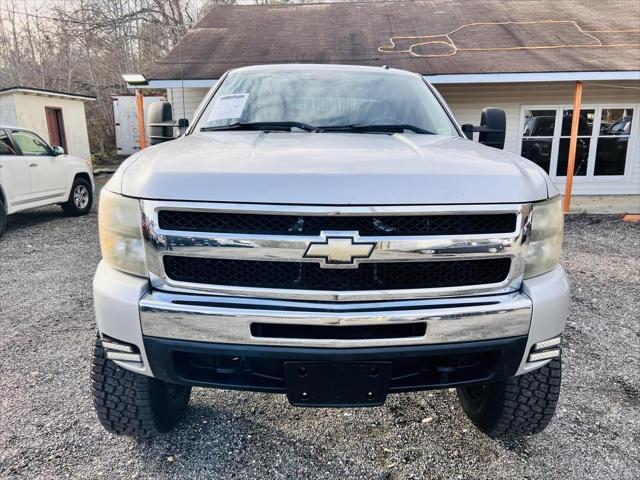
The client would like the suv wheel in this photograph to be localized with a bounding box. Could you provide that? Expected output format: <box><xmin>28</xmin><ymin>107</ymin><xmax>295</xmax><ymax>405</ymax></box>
<box><xmin>62</xmin><ymin>177</ymin><xmax>93</xmax><ymax>216</ymax></box>
<box><xmin>0</xmin><ymin>199</ymin><xmax>6</xmax><ymax>238</ymax></box>
<box><xmin>457</xmin><ymin>357</ymin><xmax>561</xmax><ymax>439</ymax></box>
<box><xmin>91</xmin><ymin>335</ymin><xmax>191</xmax><ymax>437</ymax></box>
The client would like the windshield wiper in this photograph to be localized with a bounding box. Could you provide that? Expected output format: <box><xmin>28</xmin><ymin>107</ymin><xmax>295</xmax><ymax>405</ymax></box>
<box><xmin>321</xmin><ymin>124</ymin><xmax>435</xmax><ymax>135</ymax></box>
<box><xmin>200</xmin><ymin>121</ymin><xmax>320</xmax><ymax>132</ymax></box>
<box><xmin>200</xmin><ymin>122</ymin><xmax>434</xmax><ymax>135</ymax></box>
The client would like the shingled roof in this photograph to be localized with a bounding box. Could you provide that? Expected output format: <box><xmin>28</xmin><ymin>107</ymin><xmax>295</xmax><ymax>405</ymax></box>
<box><xmin>146</xmin><ymin>0</ymin><xmax>640</xmax><ymax>82</ymax></box>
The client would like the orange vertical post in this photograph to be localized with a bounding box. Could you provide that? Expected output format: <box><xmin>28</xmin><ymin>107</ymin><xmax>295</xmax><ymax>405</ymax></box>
<box><xmin>563</xmin><ymin>81</ymin><xmax>583</xmax><ymax>213</ymax></box>
<box><xmin>136</xmin><ymin>89</ymin><xmax>146</xmax><ymax>150</ymax></box>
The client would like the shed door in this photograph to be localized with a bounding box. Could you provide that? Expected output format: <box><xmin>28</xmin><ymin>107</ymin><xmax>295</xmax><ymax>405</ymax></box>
<box><xmin>45</xmin><ymin>107</ymin><xmax>67</xmax><ymax>152</ymax></box>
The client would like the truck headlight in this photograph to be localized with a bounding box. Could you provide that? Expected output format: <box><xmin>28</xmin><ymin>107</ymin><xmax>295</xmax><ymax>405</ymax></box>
<box><xmin>98</xmin><ymin>189</ymin><xmax>147</xmax><ymax>277</ymax></box>
<box><xmin>524</xmin><ymin>195</ymin><xmax>563</xmax><ymax>279</ymax></box>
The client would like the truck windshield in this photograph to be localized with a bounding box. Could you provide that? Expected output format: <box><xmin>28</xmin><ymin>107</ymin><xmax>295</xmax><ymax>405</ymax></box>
<box><xmin>195</xmin><ymin>68</ymin><xmax>459</xmax><ymax>136</ymax></box>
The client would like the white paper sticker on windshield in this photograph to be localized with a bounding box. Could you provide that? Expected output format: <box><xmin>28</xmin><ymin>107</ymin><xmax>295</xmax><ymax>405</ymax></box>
<box><xmin>207</xmin><ymin>93</ymin><xmax>249</xmax><ymax>121</ymax></box>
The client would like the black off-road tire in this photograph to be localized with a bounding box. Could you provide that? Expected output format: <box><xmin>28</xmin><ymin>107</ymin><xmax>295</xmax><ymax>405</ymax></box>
<box><xmin>457</xmin><ymin>357</ymin><xmax>561</xmax><ymax>439</ymax></box>
<box><xmin>91</xmin><ymin>336</ymin><xmax>192</xmax><ymax>437</ymax></box>
<box><xmin>0</xmin><ymin>199</ymin><xmax>6</xmax><ymax>239</ymax></box>
<box><xmin>62</xmin><ymin>177</ymin><xmax>93</xmax><ymax>216</ymax></box>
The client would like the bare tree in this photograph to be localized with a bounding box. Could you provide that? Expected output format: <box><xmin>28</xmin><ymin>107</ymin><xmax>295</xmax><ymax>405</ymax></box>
<box><xmin>0</xmin><ymin>0</ymin><xmax>231</xmax><ymax>154</ymax></box>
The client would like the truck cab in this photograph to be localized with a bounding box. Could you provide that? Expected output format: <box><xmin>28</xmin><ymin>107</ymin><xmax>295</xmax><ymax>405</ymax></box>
<box><xmin>92</xmin><ymin>65</ymin><xmax>568</xmax><ymax>439</ymax></box>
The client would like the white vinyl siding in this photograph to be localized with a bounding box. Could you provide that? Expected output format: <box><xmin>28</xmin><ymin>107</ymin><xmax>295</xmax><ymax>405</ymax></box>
<box><xmin>0</xmin><ymin>94</ymin><xmax>17</xmax><ymax>125</ymax></box>
<box><xmin>436</xmin><ymin>81</ymin><xmax>640</xmax><ymax>195</ymax></box>
<box><xmin>167</xmin><ymin>87</ymin><xmax>210</xmax><ymax>123</ymax></box>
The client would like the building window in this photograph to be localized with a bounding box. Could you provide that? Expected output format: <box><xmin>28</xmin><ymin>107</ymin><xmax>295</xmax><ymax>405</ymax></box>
<box><xmin>594</xmin><ymin>109</ymin><xmax>633</xmax><ymax>176</ymax></box>
<box><xmin>556</xmin><ymin>109</ymin><xmax>594</xmax><ymax>177</ymax></box>
<box><xmin>520</xmin><ymin>105</ymin><xmax>635</xmax><ymax>179</ymax></box>
<box><xmin>521</xmin><ymin>110</ymin><xmax>555</xmax><ymax>173</ymax></box>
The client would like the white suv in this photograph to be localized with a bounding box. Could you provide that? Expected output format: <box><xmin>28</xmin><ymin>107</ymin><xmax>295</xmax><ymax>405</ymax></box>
<box><xmin>0</xmin><ymin>126</ymin><xmax>95</xmax><ymax>237</ymax></box>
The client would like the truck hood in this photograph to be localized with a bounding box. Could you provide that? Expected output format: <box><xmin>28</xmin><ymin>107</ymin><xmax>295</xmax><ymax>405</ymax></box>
<box><xmin>112</xmin><ymin>132</ymin><xmax>550</xmax><ymax>205</ymax></box>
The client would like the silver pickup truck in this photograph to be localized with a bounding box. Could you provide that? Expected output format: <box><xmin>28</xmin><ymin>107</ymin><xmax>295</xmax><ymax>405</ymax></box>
<box><xmin>92</xmin><ymin>64</ymin><xmax>568</xmax><ymax>439</ymax></box>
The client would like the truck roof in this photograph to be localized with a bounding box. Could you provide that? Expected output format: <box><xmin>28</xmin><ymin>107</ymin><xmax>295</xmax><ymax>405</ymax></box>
<box><xmin>227</xmin><ymin>63</ymin><xmax>421</xmax><ymax>79</ymax></box>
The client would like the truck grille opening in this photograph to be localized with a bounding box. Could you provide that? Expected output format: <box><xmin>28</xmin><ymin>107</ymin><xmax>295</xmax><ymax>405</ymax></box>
<box><xmin>162</xmin><ymin>257</ymin><xmax>511</xmax><ymax>291</ymax></box>
<box><xmin>250</xmin><ymin>322</ymin><xmax>427</xmax><ymax>340</ymax></box>
<box><xmin>175</xmin><ymin>351</ymin><xmax>499</xmax><ymax>390</ymax></box>
<box><xmin>151</xmin><ymin>337</ymin><xmax>530</xmax><ymax>392</ymax></box>
<box><xmin>158</xmin><ymin>211</ymin><xmax>517</xmax><ymax>236</ymax></box>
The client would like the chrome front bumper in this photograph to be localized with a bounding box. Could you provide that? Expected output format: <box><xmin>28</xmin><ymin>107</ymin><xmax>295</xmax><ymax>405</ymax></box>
<box><xmin>140</xmin><ymin>291</ymin><xmax>532</xmax><ymax>348</ymax></box>
<box><xmin>94</xmin><ymin>262</ymin><xmax>569</xmax><ymax>379</ymax></box>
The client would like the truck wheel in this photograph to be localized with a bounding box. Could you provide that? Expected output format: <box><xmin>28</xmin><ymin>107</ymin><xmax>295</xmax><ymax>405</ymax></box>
<box><xmin>91</xmin><ymin>336</ymin><xmax>191</xmax><ymax>437</ymax></box>
<box><xmin>456</xmin><ymin>357</ymin><xmax>561</xmax><ymax>439</ymax></box>
<box><xmin>0</xmin><ymin>199</ymin><xmax>6</xmax><ymax>239</ymax></box>
<box><xmin>62</xmin><ymin>177</ymin><xmax>93</xmax><ymax>216</ymax></box>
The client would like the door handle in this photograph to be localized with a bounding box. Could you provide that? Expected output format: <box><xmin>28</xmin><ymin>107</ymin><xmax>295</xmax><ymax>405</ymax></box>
<box><xmin>29</xmin><ymin>163</ymin><xmax>38</xmax><ymax>167</ymax></box>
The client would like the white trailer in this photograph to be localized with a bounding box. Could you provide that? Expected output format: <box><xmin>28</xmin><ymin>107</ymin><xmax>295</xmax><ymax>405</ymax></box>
<box><xmin>112</xmin><ymin>95</ymin><xmax>165</xmax><ymax>155</ymax></box>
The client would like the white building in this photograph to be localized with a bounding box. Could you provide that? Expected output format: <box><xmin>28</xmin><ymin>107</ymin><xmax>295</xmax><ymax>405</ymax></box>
<box><xmin>0</xmin><ymin>86</ymin><xmax>94</xmax><ymax>160</ymax></box>
<box><xmin>139</xmin><ymin>1</ymin><xmax>640</xmax><ymax>200</ymax></box>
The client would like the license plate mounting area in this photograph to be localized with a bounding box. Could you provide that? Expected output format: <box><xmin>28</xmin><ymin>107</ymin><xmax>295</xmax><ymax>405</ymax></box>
<box><xmin>283</xmin><ymin>361</ymin><xmax>392</xmax><ymax>407</ymax></box>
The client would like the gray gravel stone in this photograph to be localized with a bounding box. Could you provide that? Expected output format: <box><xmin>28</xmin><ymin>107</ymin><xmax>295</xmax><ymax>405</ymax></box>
<box><xmin>0</xmin><ymin>183</ymin><xmax>638</xmax><ymax>479</ymax></box>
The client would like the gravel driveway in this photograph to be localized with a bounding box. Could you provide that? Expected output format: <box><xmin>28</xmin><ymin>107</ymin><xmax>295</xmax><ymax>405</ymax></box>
<box><xmin>1</xmin><ymin>181</ymin><xmax>638</xmax><ymax>480</ymax></box>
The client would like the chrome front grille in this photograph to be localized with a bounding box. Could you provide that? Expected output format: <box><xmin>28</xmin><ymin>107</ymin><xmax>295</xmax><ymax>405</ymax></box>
<box><xmin>141</xmin><ymin>201</ymin><xmax>532</xmax><ymax>302</ymax></box>
<box><xmin>158</xmin><ymin>210</ymin><xmax>517</xmax><ymax>236</ymax></box>
<box><xmin>162</xmin><ymin>257</ymin><xmax>512</xmax><ymax>291</ymax></box>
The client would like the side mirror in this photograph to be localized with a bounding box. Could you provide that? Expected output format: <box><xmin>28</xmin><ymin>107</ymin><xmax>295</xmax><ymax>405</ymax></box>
<box><xmin>478</xmin><ymin>107</ymin><xmax>506</xmax><ymax>150</ymax></box>
<box><xmin>461</xmin><ymin>124</ymin><xmax>474</xmax><ymax>140</ymax></box>
<box><xmin>177</xmin><ymin>118</ymin><xmax>189</xmax><ymax>136</ymax></box>
<box><xmin>460</xmin><ymin>108</ymin><xmax>506</xmax><ymax>149</ymax></box>
<box><xmin>148</xmin><ymin>102</ymin><xmax>175</xmax><ymax>145</ymax></box>
<box><xmin>52</xmin><ymin>145</ymin><xmax>65</xmax><ymax>156</ymax></box>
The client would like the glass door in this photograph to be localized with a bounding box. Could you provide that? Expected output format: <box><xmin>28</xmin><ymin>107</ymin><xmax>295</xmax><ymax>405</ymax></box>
<box><xmin>520</xmin><ymin>105</ymin><xmax>636</xmax><ymax>182</ymax></box>
<box><xmin>521</xmin><ymin>109</ymin><xmax>557</xmax><ymax>174</ymax></box>
<box><xmin>593</xmin><ymin>108</ymin><xmax>634</xmax><ymax>176</ymax></box>
<box><xmin>555</xmin><ymin>108</ymin><xmax>594</xmax><ymax>178</ymax></box>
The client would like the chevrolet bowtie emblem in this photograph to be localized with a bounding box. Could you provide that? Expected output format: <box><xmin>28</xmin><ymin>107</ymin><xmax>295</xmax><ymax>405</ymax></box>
<box><xmin>304</xmin><ymin>234</ymin><xmax>375</xmax><ymax>268</ymax></box>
